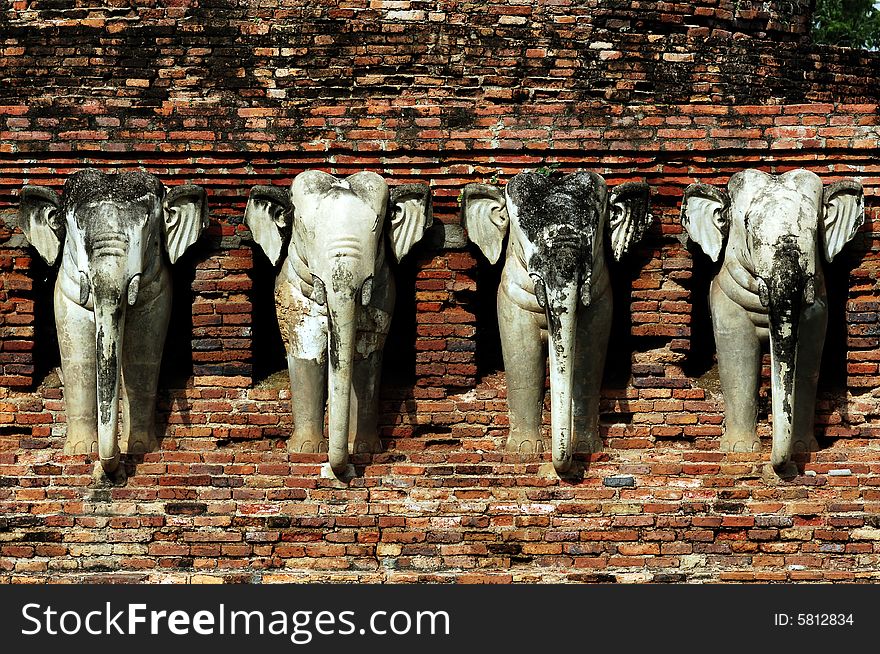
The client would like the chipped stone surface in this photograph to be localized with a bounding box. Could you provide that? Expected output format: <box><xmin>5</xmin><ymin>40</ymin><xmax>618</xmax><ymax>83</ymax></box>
<box><xmin>603</xmin><ymin>475</ymin><xmax>636</xmax><ymax>488</ymax></box>
<box><xmin>828</xmin><ymin>469</ymin><xmax>852</xmax><ymax>477</ymax></box>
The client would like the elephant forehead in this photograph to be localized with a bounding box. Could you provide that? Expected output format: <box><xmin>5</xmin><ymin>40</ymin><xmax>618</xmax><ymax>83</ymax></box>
<box><xmin>293</xmin><ymin>170</ymin><xmax>387</xmax><ymax>220</ymax></box>
<box><xmin>746</xmin><ymin>191</ymin><xmax>818</xmax><ymax>276</ymax></box>
<box><xmin>64</xmin><ymin>170</ymin><xmax>163</xmax><ymax>215</ymax></box>
<box><xmin>778</xmin><ymin>168</ymin><xmax>823</xmax><ymax>192</ymax></box>
<box><xmin>506</xmin><ymin>171</ymin><xmax>602</xmax><ymax>239</ymax></box>
<box><xmin>292</xmin><ymin>169</ymin><xmax>342</xmax><ymax>195</ymax></box>
<box><xmin>304</xmin><ymin>190</ymin><xmax>376</xmax><ymax>222</ymax></box>
<box><xmin>75</xmin><ymin>200</ymin><xmax>150</xmax><ymax>233</ymax></box>
<box><xmin>748</xmin><ymin>184</ymin><xmax>821</xmax><ymax>232</ymax></box>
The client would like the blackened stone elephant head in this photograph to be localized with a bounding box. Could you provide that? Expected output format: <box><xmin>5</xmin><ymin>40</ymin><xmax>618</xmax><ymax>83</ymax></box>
<box><xmin>19</xmin><ymin>169</ymin><xmax>208</xmax><ymax>483</ymax></box>
<box><xmin>462</xmin><ymin>171</ymin><xmax>651</xmax><ymax>474</ymax></box>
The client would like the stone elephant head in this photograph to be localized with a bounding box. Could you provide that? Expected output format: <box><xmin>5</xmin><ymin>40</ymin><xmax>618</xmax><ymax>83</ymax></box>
<box><xmin>246</xmin><ymin>170</ymin><xmax>432</xmax><ymax>477</ymax></box>
<box><xmin>681</xmin><ymin>168</ymin><xmax>863</xmax><ymax>476</ymax></box>
<box><xmin>19</xmin><ymin>169</ymin><xmax>208</xmax><ymax>481</ymax></box>
<box><xmin>462</xmin><ymin>171</ymin><xmax>651</xmax><ymax>474</ymax></box>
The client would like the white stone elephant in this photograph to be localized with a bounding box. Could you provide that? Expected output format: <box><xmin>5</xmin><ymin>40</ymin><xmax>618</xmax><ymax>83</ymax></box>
<box><xmin>461</xmin><ymin>171</ymin><xmax>652</xmax><ymax>475</ymax></box>
<box><xmin>245</xmin><ymin>170</ymin><xmax>432</xmax><ymax>477</ymax></box>
<box><xmin>680</xmin><ymin>168</ymin><xmax>863</xmax><ymax>477</ymax></box>
<box><xmin>18</xmin><ymin>169</ymin><xmax>208</xmax><ymax>482</ymax></box>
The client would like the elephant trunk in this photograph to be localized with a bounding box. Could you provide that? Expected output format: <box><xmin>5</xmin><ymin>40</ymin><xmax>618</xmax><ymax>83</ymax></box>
<box><xmin>546</xmin><ymin>280</ymin><xmax>579</xmax><ymax>474</ymax></box>
<box><xmin>764</xmin><ymin>252</ymin><xmax>805</xmax><ymax>474</ymax></box>
<box><xmin>326</xmin><ymin>292</ymin><xmax>357</xmax><ymax>476</ymax></box>
<box><xmin>92</xmin><ymin>253</ymin><xmax>128</xmax><ymax>474</ymax></box>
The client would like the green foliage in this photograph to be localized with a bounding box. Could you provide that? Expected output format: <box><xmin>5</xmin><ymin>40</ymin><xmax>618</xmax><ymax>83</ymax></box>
<box><xmin>456</xmin><ymin>170</ymin><xmax>503</xmax><ymax>205</ymax></box>
<box><xmin>534</xmin><ymin>162</ymin><xmax>561</xmax><ymax>177</ymax></box>
<box><xmin>812</xmin><ymin>0</ymin><xmax>880</xmax><ymax>49</ymax></box>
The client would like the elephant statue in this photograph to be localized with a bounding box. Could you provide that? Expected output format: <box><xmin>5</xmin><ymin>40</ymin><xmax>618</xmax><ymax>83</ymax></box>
<box><xmin>680</xmin><ymin>168</ymin><xmax>864</xmax><ymax>477</ymax></box>
<box><xmin>18</xmin><ymin>169</ymin><xmax>208</xmax><ymax>482</ymax></box>
<box><xmin>461</xmin><ymin>171</ymin><xmax>652</xmax><ymax>475</ymax></box>
<box><xmin>245</xmin><ymin>170</ymin><xmax>432</xmax><ymax>477</ymax></box>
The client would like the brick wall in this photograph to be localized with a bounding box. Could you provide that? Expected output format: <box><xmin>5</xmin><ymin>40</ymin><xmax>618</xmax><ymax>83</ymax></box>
<box><xmin>1</xmin><ymin>1</ymin><xmax>880</xmax><ymax>582</ymax></box>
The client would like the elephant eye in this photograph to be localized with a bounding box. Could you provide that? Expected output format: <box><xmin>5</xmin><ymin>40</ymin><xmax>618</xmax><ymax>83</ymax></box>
<box><xmin>757</xmin><ymin>277</ymin><xmax>770</xmax><ymax>308</ymax></box>
<box><xmin>311</xmin><ymin>276</ymin><xmax>327</xmax><ymax>306</ymax></box>
<box><xmin>532</xmin><ymin>275</ymin><xmax>547</xmax><ymax>309</ymax></box>
<box><xmin>361</xmin><ymin>276</ymin><xmax>374</xmax><ymax>306</ymax></box>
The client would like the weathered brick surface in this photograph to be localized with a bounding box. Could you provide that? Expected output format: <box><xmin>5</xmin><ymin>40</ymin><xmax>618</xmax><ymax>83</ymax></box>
<box><xmin>0</xmin><ymin>1</ymin><xmax>879</xmax><ymax>582</ymax></box>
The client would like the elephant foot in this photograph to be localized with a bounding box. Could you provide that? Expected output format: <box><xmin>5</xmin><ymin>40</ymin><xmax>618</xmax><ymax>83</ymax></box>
<box><xmin>351</xmin><ymin>435</ymin><xmax>383</xmax><ymax>455</ymax></box>
<box><xmin>288</xmin><ymin>434</ymin><xmax>328</xmax><ymax>454</ymax></box>
<box><xmin>770</xmin><ymin>460</ymin><xmax>799</xmax><ymax>481</ymax></box>
<box><xmin>91</xmin><ymin>460</ymin><xmax>127</xmax><ymax>487</ymax></box>
<box><xmin>64</xmin><ymin>429</ymin><xmax>98</xmax><ymax>455</ymax></box>
<box><xmin>122</xmin><ymin>433</ymin><xmax>159</xmax><ymax>455</ymax></box>
<box><xmin>505</xmin><ymin>431</ymin><xmax>544</xmax><ymax>455</ymax></box>
<box><xmin>320</xmin><ymin>462</ymin><xmax>356</xmax><ymax>484</ymax></box>
<box><xmin>792</xmin><ymin>436</ymin><xmax>819</xmax><ymax>455</ymax></box>
<box><xmin>574</xmin><ymin>435</ymin><xmax>603</xmax><ymax>454</ymax></box>
<box><xmin>720</xmin><ymin>433</ymin><xmax>761</xmax><ymax>453</ymax></box>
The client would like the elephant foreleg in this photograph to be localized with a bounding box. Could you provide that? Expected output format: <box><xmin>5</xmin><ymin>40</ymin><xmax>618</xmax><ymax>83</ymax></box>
<box><xmin>572</xmin><ymin>291</ymin><xmax>612</xmax><ymax>454</ymax></box>
<box><xmin>120</xmin><ymin>278</ymin><xmax>171</xmax><ymax>455</ymax></box>
<box><xmin>277</xmin><ymin>277</ymin><xmax>330</xmax><ymax>454</ymax></box>
<box><xmin>710</xmin><ymin>279</ymin><xmax>762</xmax><ymax>453</ymax></box>
<box><xmin>54</xmin><ymin>284</ymin><xmax>98</xmax><ymax>455</ymax></box>
<box><xmin>350</xmin><ymin>350</ymin><xmax>383</xmax><ymax>454</ymax></box>
<box><xmin>287</xmin><ymin>356</ymin><xmax>328</xmax><ymax>453</ymax></box>
<box><xmin>498</xmin><ymin>290</ymin><xmax>547</xmax><ymax>454</ymax></box>
<box><xmin>791</xmin><ymin>297</ymin><xmax>828</xmax><ymax>454</ymax></box>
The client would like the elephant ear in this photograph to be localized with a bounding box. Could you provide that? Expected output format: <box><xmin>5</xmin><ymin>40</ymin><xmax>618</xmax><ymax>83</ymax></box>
<box><xmin>18</xmin><ymin>185</ymin><xmax>63</xmax><ymax>265</ymax></box>
<box><xmin>163</xmin><ymin>184</ymin><xmax>209</xmax><ymax>264</ymax></box>
<box><xmin>244</xmin><ymin>185</ymin><xmax>292</xmax><ymax>266</ymax></box>
<box><xmin>388</xmin><ymin>183</ymin><xmax>433</xmax><ymax>263</ymax></box>
<box><xmin>608</xmin><ymin>181</ymin><xmax>652</xmax><ymax>261</ymax></box>
<box><xmin>460</xmin><ymin>183</ymin><xmax>509</xmax><ymax>265</ymax></box>
<box><xmin>821</xmin><ymin>179</ymin><xmax>864</xmax><ymax>263</ymax></box>
<box><xmin>680</xmin><ymin>183</ymin><xmax>730</xmax><ymax>263</ymax></box>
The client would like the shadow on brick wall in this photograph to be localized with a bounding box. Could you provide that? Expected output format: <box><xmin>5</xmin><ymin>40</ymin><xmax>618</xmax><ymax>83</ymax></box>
<box><xmin>680</xmin><ymin>243</ymin><xmax>718</xmax><ymax>380</ymax></box>
<box><xmin>820</xmin><ymin>257</ymin><xmax>857</xmax><ymax>394</ymax></box>
<box><xmin>249</xmin><ymin>249</ymin><xmax>286</xmax><ymax>385</ymax></box>
<box><xmin>472</xmin><ymin>252</ymin><xmax>503</xmax><ymax>380</ymax></box>
<box><xmin>160</xmin><ymin>248</ymin><xmax>198</xmax><ymax>388</ymax></box>
<box><xmin>29</xmin><ymin>255</ymin><xmax>59</xmax><ymax>388</ymax></box>
<box><xmin>383</xmin><ymin>254</ymin><xmax>419</xmax><ymax>386</ymax></box>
